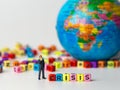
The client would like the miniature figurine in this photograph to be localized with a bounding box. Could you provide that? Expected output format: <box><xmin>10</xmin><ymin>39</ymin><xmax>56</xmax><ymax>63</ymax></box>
<box><xmin>38</xmin><ymin>55</ymin><xmax>46</xmax><ymax>80</ymax></box>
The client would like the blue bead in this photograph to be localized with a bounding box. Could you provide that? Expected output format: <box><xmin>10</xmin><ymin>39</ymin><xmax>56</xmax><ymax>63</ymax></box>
<box><xmin>34</xmin><ymin>64</ymin><xmax>40</xmax><ymax>71</ymax></box>
<box><xmin>56</xmin><ymin>73</ymin><xmax>63</xmax><ymax>81</ymax></box>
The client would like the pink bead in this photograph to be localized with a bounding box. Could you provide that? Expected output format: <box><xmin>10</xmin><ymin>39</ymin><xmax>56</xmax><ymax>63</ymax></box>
<box><xmin>14</xmin><ymin>66</ymin><xmax>22</xmax><ymax>73</ymax></box>
<box><xmin>45</xmin><ymin>64</ymin><xmax>48</xmax><ymax>71</ymax></box>
<box><xmin>70</xmin><ymin>73</ymin><xmax>77</xmax><ymax>82</ymax></box>
<box><xmin>84</xmin><ymin>74</ymin><xmax>91</xmax><ymax>82</ymax></box>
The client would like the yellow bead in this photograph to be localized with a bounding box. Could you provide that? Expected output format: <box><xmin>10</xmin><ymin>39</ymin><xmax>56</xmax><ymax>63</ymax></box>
<box><xmin>41</xmin><ymin>49</ymin><xmax>49</xmax><ymax>56</ymax></box>
<box><xmin>4</xmin><ymin>60</ymin><xmax>11</xmax><ymax>68</ymax></box>
<box><xmin>53</xmin><ymin>61</ymin><xmax>62</xmax><ymax>70</ymax></box>
<box><xmin>77</xmin><ymin>61</ymin><xmax>84</xmax><ymax>68</ymax></box>
<box><xmin>63</xmin><ymin>73</ymin><xmax>70</xmax><ymax>82</ymax></box>
<box><xmin>1</xmin><ymin>47</ymin><xmax>10</xmax><ymax>53</ymax></box>
<box><xmin>44</xmin><ymin>58</ymin><xmax>49</xmax><ymax>64</ymax></box>
<box><xmin>28</xmin><ymin>63</ymin><xmax>34</xmax><ymax>70</ymax></box>
<box><xmin>15</xmin><ymin>42</ymin><xmax>23</xmax><ymax>49</ymax></box>
<box><xmin>18</xmin><ymin>50</ymin><xmax>25</xmax><ymax>56</ymax></box>
<box><xmin>20</xmin><ymin>64</ymin><xmax>27</xmax><ymax>72</ymax></box>
<box><xmin>11</xmin><ymin>49</ymin><xmax>19</xmax><ymax>55</ymax></box>
<box><xmin>54</xmin><ymin>51</ymin><xmax>63</xmax><ymax>56</ymax></box>
<box><xmin>28</xmin><ymin>58</ymin><xmax>34</xmax><ymax>61</ymax></box>
<box><xmin>107</xmin><ymin>61</ymin><xmax>114</xmax><ymax>68</ymax></box>
<box><xmin>77</xmin><ymin>74</ymin><xmax>84</xmax><ymax>82</ymax></box>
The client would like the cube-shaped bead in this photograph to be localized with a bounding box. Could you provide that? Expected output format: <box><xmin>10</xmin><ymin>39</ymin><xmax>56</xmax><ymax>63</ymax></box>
<box><xmin>32</xmin><ymin>49</ymin><xmax>38</xmax><ymax>56</ymax></box>
<box><xmin>54</xmin><ymin>51</ymin><xmax>63</xmax><ymax>56</ymax></box>
<box><xmin>44</xmin><ymin>58</ymin><xmax>49</xmax><ymax>64</ymax></box>
<box><xmin>21</xmin><ymin>60</ymin><xmax>29</xmax><ymax>65</ymax></box>
<box><xmin>62</xmin><ymin>60</ymin><xmax>71</xmax><ymax>68</ymax></box>
<box><xmin>12</xmin><ymin>61</ymin><xmax>20</xmax><ymax>66</ymax></box>
<box><xmin>48</xmin><ymin>57</ymin><xmax>55</xmax><ymax>64</ymax></box>
<box><xmin>84</xmin><ymin>74</ymin><xmax>91</xmax><ymax>82</ymax></box>
<box><xmin>84</xmin><ymin>61</ymin><xmax>92</xmax><ymax>68</ymax></box>
<box><xmin>45</xmin><ymin>64</ymin><xmax>48</xmax><ymax>71</ymax></box>
<box><xmin>28</xmin><ymin>58</ymin><xmax>34</xmax><ymax>61</ymax></box>
<box><xmin>77</xmin><ymin>61</ymin><xmax>84</xmax><ymax>68</ymax></box>
<box><xmin>28</xmin><ymin>63</ymin><xmax>34</xmax><ymax>70</ymax></box>
<box><xmin>48</xmin><ymin>74</ymin><xmax>56</xmax><ymax>81</ymax></box>
<box><xmin>18</xmin><ymin>50</ymin><xmax>25</xmax><ymax>56</ymax></box>
<box><xmin>70</xmin><ymin>73</ymin><xmax>77</xmax><ymax>82</ymax></box>
<box><xmin>46</xmin><ymin>65</ymin><xmax>55</xmax><ymax>72</ymax></box>
<box><xmin>8</xmin><ymin>53</ymin><xmax>16</xmax><ymax>59</ymax></box>
<box><xmin>70</xmin><ymin>59</ymin><xmax>77</xmax><ymax>67</ymax></box>
<box><xmin>114</xmin><ymin>60</ymin><xmax>120</xmax><ymax>68</ymax></box>
<box><xmin>34</xmin><ymin>64</ymin><xmax>40</xmax><ymax>71</ymax></box>
<box><xmin>41</xmin><ymin>49</ymin><xmax>49</xmax><ymax>56</ymax></box>
<box><xmin>0</xmin><ymin>65</ymin><xmax>3</xmax><ymax>73</ymax></box>
<box><xmin>53</xmin><ymin>61</ymin><xmax>62</xmax><ymax>70</ymax></box>
<box><xmin>20</xmin><ymin>64</ymin><xmax>27</xmax><ymax>72</ymax></box>
<box><xmin>98</xmin><ymin>61</ymin><xmax>106</xmax><ymax>68</ymax></box>
<box><xmin>107</xmin><ymin>61</ymin><xmax>114</xmax><ymax>68</ymax></box>
<box><xmin>77</xmin><ymin>74</ymin><xmax>84</xmax><ymax>82</ymax></box>
<box><xmin>4</xmin><ymin>60</ymin><xmax>11</xmax><ymax>67</ymax></box>
<box><xmin>91</xmin><ymin>61</ymin><xmax>98</xmax><ymax>68</ymax></box>
<box><xmin>14</xmin><ymin>66</ymin><xmax>22</xmax><ymax>73</ymax></box>
<box><xmin>56</xmin><ymin>73</ymin><xmax>63</xmax><ymax>81</ymax></box>
<box><xmin>63</xmin><ymin>73</ymin><xmax>70</xmax><ymax>82</ymax></box>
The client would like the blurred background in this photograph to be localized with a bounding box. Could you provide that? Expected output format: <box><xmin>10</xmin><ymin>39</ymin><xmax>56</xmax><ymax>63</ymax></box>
<box><xmin>0</xmin><ymin>0</ymin><xmax>66</xmax><ymax>49</ymax></box>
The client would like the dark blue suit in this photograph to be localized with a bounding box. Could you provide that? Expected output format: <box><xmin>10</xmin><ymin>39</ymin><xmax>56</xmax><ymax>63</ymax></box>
<box><xmin>38</xmin><ymin>58</ymin><xmax>45</xmax><ymax>79</ymax></box>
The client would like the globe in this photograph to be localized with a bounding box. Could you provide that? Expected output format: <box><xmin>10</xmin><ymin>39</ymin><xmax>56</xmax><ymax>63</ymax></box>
<box><xmin>56</xmin><ymin>0</ymin><xmax>120</xmax><ymax>61</ymax></box>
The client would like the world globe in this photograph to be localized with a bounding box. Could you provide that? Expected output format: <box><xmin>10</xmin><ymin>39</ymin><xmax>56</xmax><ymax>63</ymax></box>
<box><xmin>56</xmin><ymin>0</ymin><xmax>120</xmax><ymax>61</ymax></box>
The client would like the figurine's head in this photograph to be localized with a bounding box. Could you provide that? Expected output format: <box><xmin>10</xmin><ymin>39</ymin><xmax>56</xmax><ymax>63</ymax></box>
<box><xmin>39</xmin><ymin>55</ymin><xmax>43</xmax><ymax>60</ymax></box>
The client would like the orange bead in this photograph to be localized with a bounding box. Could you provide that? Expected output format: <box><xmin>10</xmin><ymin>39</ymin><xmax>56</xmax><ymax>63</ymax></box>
<box><xmin>38</xmin><ymin>45</ymin><xmax>45</xmax><ymax>51</ymax></box>
<box><xmin>49</xmin><ymin>45</ymin><xmax>57</xmax><ymax>52</ymax></box>
<box><xmin>12</xmin><ymin>61</ymin><xmax>20</xmax><ymax>66</ymax></box>
<box><xmin>114</xmin><ymin>60</ymin><xmax>120</xmax><ymax>68</ymax></box>
<box><xmin>98</xmin><ymin>61</ymin><xmax>106</xmax><ymax>68</ymax></box>
<box><xmin>62</xmin><ymin>59</ymin><xmax>71</xmax><ymax>68</ymax></box>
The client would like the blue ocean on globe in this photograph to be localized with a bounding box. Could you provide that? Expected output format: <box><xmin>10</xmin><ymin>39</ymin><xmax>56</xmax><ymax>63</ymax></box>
<box><xmin>56</xmin><ymin>0</ymin><xmax>120</xmax><ymax>61</ymax></box>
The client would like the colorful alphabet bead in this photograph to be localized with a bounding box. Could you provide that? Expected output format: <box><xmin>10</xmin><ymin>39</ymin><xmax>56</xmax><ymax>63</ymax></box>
<box><xmin>56</xmin><ymin>73</ymin><xmax>63</xmax><ymax>81</ymax></box>
<box><xmin>63</xmin><ymin>73</ymin><xmax>70</xmax><ymax>82</ymax></box>
<box><xmin>77</xmin><ymin>74</ymin><xmax>84</xmax><ymax>82</ymax></box>
<box><xmin>46</xmin><ymin>65</ymin><xmax>55</xmax><ymax>72</ymax></box>
<box><xmin>70</xmin><ymin>59</ymin><xmax>77</xmax><ymax>67</ymax></box>
<box><xmin>70</xmin><ymin>73</ymin><xmax>77</xmax><ymax>82</ymax></box>
<box><xmin>4</xmin><ymin>60</ymin><xmax>11</xmax><ymax>68</ymax></box>
<box><xmin>98</xmin><ymin>61</ymin><xmax>106</xmax><ymax>68</ymax></box>
<box><xmin>84</xmin><ymin>74</ymin><xmax>91</xmax><ymax>82</ymax></box>
<box><xmin>84</xmin><ymin>61</ymin><xmax>92</xmax><ymax>68</ymax></box>
<box><xmin>91</xmin><ymin>61</ymin><xmax>98</xmax><ymax>68</ymax></box>
<box><xmin>53</xmin><ymin>61</ymin><xmax>62</xmax><ymax>70</ymax></box>
<box><xmin>77</xmin><ymin>61</ymin><xmax>84</xmax><ymax>68</ymax></box>
<box><xmin>107</xmin><ymin>61</ymin><xmax>114</xmax><ymax>68</ymax></box>
<box><xmin>34</xmin><ymin>64</ymin><xmax>39</xmax><ymax>71</ymax></box>
<box><xmin>28</xmin><ymin>63</ymin><xmax>34</xmax><ymax>70</ymax></box>
<box><xmin>62</xmin><ymin>60</ymin><xmax>71</xmax><ymax>68</ymax></box>
<box><xmin>14</xmin><ymin>66</ymin><xmax>22</xmax><ymax>73</ymax></box>
<box><xmin>114</xmin><ymin>60</ymin><xmax>120</xmax><ymax>68</ymax></box>
<box><xmin>12</xmin><ymin>61</ymin><xmax>20</xmax><ymax>66</ymax></box>
<box><xmin>48</xmin><ymin>74</ymin><xmax>56</xmax><ymax>81</ymax></box>
<box><xmin>20</xmin><ymin>64</ymin><xmax>27</xmax><ymax>72</ymax></box>
<box><xmin>48</xmin><ymin>57</ymin><xmax>55</xmax><ymax>64</ymax></box>
<box><xmin>0</xmin><ymin>64</ymin><xmax>3</xmax><ymax>73</ymax></box>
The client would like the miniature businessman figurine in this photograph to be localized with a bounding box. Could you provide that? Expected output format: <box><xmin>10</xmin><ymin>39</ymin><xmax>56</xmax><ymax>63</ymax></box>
<box><xmin>38</xmin><ymin>55</ymin><xmax>46</xmax><ymax>80</ymax></box>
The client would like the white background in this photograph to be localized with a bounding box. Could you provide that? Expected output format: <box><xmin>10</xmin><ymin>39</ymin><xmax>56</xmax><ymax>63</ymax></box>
<box><xmin>0</xmin><ymin>0</ymin><xmax>120</xmax><ymax>90</ymax></box>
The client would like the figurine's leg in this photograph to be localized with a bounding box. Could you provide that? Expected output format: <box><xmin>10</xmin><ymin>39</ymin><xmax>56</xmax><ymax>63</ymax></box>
<box><xmin>42</xmin><ymin>69</ymin><xmax>46</xmax><ymax>79</ymax></box>
<box><xmin>38</xmin><ymin>69</ymin><xmax>42</xmax><ymax>80</ymax></box>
